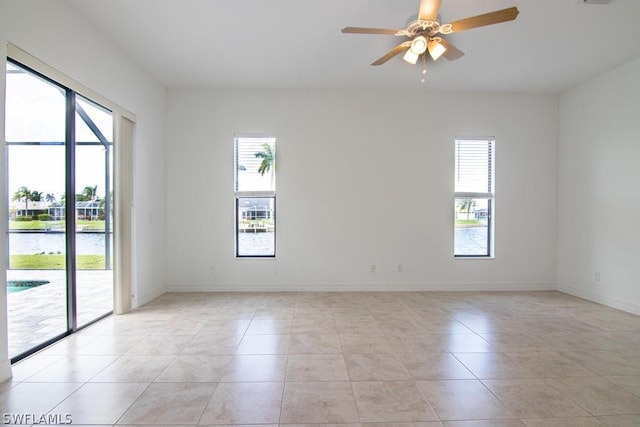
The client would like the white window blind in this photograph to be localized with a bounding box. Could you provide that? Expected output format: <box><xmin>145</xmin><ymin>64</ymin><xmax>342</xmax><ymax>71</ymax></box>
<box><xmin>235</xmin><ymin>137</ymin><xmax>276</xmax><ymax>193</ymax></box>
<box><xmin>455</xmin><ymin>139</ymin><xmax>494</xmax><ymax>197</ymax></box>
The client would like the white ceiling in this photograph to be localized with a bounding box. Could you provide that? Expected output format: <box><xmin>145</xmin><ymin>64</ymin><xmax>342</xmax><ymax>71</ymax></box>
<box><xmin>66</xmin><ymin>0</ymin><xmax>640</xmax><ymax>93</ymax></box>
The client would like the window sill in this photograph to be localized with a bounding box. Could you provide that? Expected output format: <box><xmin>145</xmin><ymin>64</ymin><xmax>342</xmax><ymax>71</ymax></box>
<box><xmin>454</xmin><ymin>256</ymin><xmax>495</xmax><ymax>260</ymax></box>
<box><xmin>235</xmin><ymin>256</ymin><xmax>276</xmax><ymax>260</ymax></box>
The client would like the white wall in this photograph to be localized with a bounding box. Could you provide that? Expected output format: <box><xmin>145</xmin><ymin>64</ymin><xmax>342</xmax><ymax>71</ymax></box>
<box><xmin>0</xmin><ymin>0</ymin><xmax>168</xmax><ymax>378</ymax></box>
<box><xmin>166</xmin><ymin>89</ymin><xmax>558</xmax><ymax>291</ymax></box>
<box><xmin>558</xmin><ymin>56</ymin><xmax>640</xmax><ymax>315</ymax></box>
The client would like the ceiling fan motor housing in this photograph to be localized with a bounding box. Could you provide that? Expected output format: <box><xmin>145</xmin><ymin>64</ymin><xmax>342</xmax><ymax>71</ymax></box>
<box><xmin>402</xmin><ymin>19</ymin><xmax>453</xmax><ymax>38</ymax></box>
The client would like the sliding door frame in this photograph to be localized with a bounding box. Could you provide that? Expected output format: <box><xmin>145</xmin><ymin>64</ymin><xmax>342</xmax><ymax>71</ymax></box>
<box><xmin>5</xmin><ymin>44</ymin><xmax>136</xmax><ymax>362</ymax></box>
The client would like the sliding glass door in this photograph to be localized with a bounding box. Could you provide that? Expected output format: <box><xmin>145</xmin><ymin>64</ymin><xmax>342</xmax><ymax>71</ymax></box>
<box><xmin>5</xmin><ymin>61</ymin><xmax>68</xmax><ymax>357</ymax></box>
<box><xmin>74</xmin><ymin>95</ymin><xmax>114</xmax><ymax>328</ymax></box>
<box><xmin>5</xmin><ymin>59</ymin><xmax>114</xmax><ymax>361</ymax></box>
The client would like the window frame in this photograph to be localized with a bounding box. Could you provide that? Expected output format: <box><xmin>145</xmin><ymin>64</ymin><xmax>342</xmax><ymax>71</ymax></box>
<box><xmin>454</xmin><ymin>137</ymin><xmax>495</xmax><ymax>258</ymax></box>
<box><xmin>233</xmin><ymin>136</ymin><xmax>276</xmax><ymax>258</ymax></box>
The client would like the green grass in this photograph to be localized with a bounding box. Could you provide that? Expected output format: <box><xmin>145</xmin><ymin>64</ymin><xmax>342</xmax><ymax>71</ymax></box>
<box><xmin>10</xmin><ymin>254</ymin><xmax>108</xmax><ymax>270</ymax></box>
<box><xmin>9</xmin><ymin>219</ymin><xmax>107</xmax><ymax>231</ymax></box>
<box><xmin>455</xmin><ymin>219</ymin><xmax>482</xmax><ymax>226</ymax></box>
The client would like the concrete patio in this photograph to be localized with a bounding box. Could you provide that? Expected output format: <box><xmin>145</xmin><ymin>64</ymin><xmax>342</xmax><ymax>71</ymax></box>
<box><xmin>6</xmin><ymin>269</ymin><xmax>113</xmax><ymax>358</ymax></box>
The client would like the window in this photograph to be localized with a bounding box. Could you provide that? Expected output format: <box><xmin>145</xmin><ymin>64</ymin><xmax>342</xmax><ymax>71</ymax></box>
<box><xmin>454</xmin><ymin>138</ymin><xmax>494</xmax><ymax>257</ymax></box>
<box><xmin>234</xmin><ymin>136</ymin><xmax>276</xmax><ymax>257</ymax></box>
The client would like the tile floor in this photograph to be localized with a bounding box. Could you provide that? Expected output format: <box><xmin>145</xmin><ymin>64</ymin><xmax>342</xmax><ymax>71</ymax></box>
<box><xmin>3</xmin><ymin>290</ymin><xmax>640</xmax><ymax>426</ymax></box>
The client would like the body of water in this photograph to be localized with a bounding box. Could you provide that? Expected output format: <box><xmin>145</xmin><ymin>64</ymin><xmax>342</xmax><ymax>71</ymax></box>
<box><xmin>238</xmin><ymin>232</ymin><xmax>275</xmax><ymax>256</ymax></box>
<box><xmin>239</xmin><ymin>228</ymin><xmax>488</xmax><ymax>257</ymax></box>
<box><xmin>10</xmin><ymin>229</ymin><xmax>485</xmax><ymax>258</ymax></box>
<box><xmin>6</xmin><ymin>280</ymin><xmax>49</xmax><ymax>293</ymax></box>
<box><xmin>9</xmin><ymin>232</ymin><xmax>110</xmax><ymax>255</ymax></box>
<box><xmin>455</xmin><ymin>227</ymin><xmax>488</xmax><ymax>256</ymax></box>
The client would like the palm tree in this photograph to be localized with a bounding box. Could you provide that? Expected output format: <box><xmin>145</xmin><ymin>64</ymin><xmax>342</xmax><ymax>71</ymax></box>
<box><xmin>78</xmin><ymin>185</ymin><xmax>98</xmax><ymax>201</ymax></box>
<box><xmin>254</xmin><ymin>143</ymin><xmax>275</xmax><ymax>187</ymax></box>
<box><xmin>45</xmin><ymin>193</ymin><xmax>56</xmax><ymax>203</ymax></box>
<box><xmin>30</xmin><ymin>190</ymin><xmax>43</xmax><ymax>202</ymax></box>
<box><xmin>458</xmin><ymin>198</ymin><xmax>477</xmax><ymax>220</ymax></box>
<box><xmin>12</xmin><ymin>186</ymin><xmax>32</xmax><ymax>214</ymax></box>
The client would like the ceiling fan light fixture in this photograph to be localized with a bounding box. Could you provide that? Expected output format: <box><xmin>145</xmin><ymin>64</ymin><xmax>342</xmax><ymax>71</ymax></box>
<box><xmin>410</xmin><ymin>35</ymin><xmax>428</xmax><ymax>55</ymax></box>
<box><xmin>427</xmin><ymin>37</ymin><xmax>447</xmax><ymax>61</ymax></box>
<box><xmin>403</xmin><ymin>49</ymin><xmax>420</xmax><ymax>64</ymax></box>
<box><xmin>403</xmin><ymin>35</ymin><xmax>428</xmax><ymax>64</ymax></box>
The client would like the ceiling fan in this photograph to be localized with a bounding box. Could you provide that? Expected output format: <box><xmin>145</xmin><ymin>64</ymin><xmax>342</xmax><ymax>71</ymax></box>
<box><xmin>342</xmin><ymin>0</ymin><xmax>519</xmax><ymax>73</ymax></box>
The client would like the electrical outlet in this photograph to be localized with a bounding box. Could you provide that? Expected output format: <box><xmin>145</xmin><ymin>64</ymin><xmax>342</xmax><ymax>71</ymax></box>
<box><xmin>209</xmin><ymin>265</ymin><xmax>215</xmax><ymax>274</ymax></box>
<box><xmin>397</xmin><ymin>264</ymin><xmax>404</xmax><ymax>273</ymax></box>
<box><xmin>370</xmin><ymin>264</ymin><xmax>376</xmax><ymax>273</ymax></box>
<box><xmin>595</xmin><ymin>272</ymin><xmax>601</xmax><ymax>282</ymax></box>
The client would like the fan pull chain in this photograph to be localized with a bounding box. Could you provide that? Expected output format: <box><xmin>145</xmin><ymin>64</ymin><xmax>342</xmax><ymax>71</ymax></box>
<box><xmin>420</xmin><ymin>53</ymin><xmax>427</xmax><ymax>84</ymax></box>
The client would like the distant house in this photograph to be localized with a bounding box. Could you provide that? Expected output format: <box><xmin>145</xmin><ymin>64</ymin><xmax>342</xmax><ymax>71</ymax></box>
<box><xmin>47</xmin><ymin>203</ymin><xmax>65</xmax><ymax>220</ymax></box>
<box><xmin>237</xmin><ymin>198</ymin><xmax>275</xmax><ymax>232</ymax></box>
<box><xmin>10</xmin><ymin>200</ymin><xmax>104</xmax><ymax>220</ymax></box>
<box><xmin>75</xmin><ymin>201</ymin><xmax>103</xmax><ymax>220</ymax></box>
<box><xmin>9</xmin><ymin>200</ymin><xmax>49</xmax><ymax>219</ymax></box>
<box><xmin>474</xmin><ymin>209</ymin><xmax>489</xmax><ymax>220</ymax></box>
<box><xmin>238</xmin><ymin>198</ymin><xmax>274</xmax><ymax>221</ymax></box>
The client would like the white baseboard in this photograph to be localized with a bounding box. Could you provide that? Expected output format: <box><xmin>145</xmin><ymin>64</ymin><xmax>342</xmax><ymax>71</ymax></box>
<box><xmin>165</xmin><ymin>281</ymin><xmax>556</xmax><ymax>293</ymax></box>
<box><xmin>0</xmin><ymin>358</ymin><xmax>12</xmax><ymax>382</ymax></box>
<box><xmin>558</xmin><ymin>283</ymin><xmax>640</xmax><ymax>316</ymax></box>
<box><xmin>132</xmin><ymin>286</ymin><xmax>166</xmax><ymax>309</ymax></box>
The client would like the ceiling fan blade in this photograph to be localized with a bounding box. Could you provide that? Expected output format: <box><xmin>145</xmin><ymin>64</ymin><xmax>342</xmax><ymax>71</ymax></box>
<box><xmin>439</xmin><ymin>39</ymin><xmax>465</xmax><ymax>61</ymax></box>
<box><xmin>342</xmin><ymin>27</ymin><xmax>402</xmax><ymax>35</ymax></box>
<box><xmin>448</xmin><ymin>7</ymin><xmax>519</xmax><ymax>33</ymax></box>
<box><xmin>371</xmin><ymin>43</ymin><xmax>410</xmax><ymax>66</ymax></box>
<box><xmin>418</xmin><ymin>0</ymin><xmax>443</xmax><ymax>21</ymax></box>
